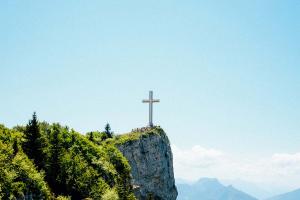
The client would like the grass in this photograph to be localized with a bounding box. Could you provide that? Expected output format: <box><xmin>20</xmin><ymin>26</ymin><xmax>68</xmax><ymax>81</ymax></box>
<box><xmin>109</xmin><ymin>126</ymin><xmax>167</xmax><ymax>146</ymax></box>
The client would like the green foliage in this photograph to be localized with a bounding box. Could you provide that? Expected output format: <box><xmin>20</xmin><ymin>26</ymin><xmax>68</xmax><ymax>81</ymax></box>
<box><xmin>22</xmin><ymin>112</ymin><xmax>48</xmax><ymax>169</ymax></box>
<box><xmin>0</xmin><ymin>124</ymin><xmax>51</xmax><ymax>199</ymax></box>
<box><xmin>46</xmin><ymin>124</ymin><xmax>65</xmax><ymax>194</ymax></box>
<box><xmin>111</xmin><ymin>126</ymin><xmax>166</xmax><ymax>146</ymax></box>
<box><xmin>56</xmin><ymin>196</ymin><xmax>71</xmax><ymax>200</ymax></box>
<box><xmin>42</xmin><ymin>123</ymin><xmax>135</xmax><ymax>199</ymax></box>
<box><xmin>102</xmin><ymin>188</ymin><xmax>119</xmax><ymax>200</ymax></box>
<box><xmin>0</xmin><ymin>119</ymin><xmax>136</xmax><ymax>200</ymax></box>
<box><xmin>87</xmin><ymin>131</ymin><xmax>110</xmax><ymax>145</ymax></box>
<box><xmin>104</xmin><ymin>123</ymin><xmax>113</xmax><ymax>138</ymax></box>
<box><xmin>101</xmin><ymin>144</ymin><xmax>133</xmax><ymax>199</ymax></box>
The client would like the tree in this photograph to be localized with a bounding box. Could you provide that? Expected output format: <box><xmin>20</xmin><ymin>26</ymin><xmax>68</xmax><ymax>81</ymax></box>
<box><xmin>47</xmin><ymin>124</ymin><xmax>64</xmax><ymax>194</ymax></box>
<box><xmin>88</xmin><ymin>132</ymin><xmax>94</xmax><ymax>142</ymax></box>
<box><xmin>22</xmin><ymin>112</ymin><xmax>47</xmax><ymax>169</ymax></box>
<box><xmin>104</xmin><ymin>123</ymin><xmax>113</xmax><ymax>138</ymax></box>
<box><xmin>12</xmin><ymin>139</ymin><xmax>19</xmax><ymax>156</ymax></box>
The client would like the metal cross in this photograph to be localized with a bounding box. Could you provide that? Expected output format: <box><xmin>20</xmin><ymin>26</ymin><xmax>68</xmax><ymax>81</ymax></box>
<box><xmin>142</xmin><ymin>91</ymin><xmax>160</xmax><ymax>127</ymax></box>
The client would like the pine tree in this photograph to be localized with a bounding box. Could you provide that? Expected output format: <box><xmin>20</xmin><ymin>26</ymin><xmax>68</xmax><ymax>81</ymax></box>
<box><xmin>104</xmin><ymin>123</ymin><xmax>113</xmax><ymax>138</ymax></box>
<box><xmin>22</xmin><ymin>112</ymin><xmax>46</xmax><ymax>169</ymax></box>
<box><xmin>47</xmin><ymin>124</ymin><xmax>63</xmax><ymax>194</ymax></box>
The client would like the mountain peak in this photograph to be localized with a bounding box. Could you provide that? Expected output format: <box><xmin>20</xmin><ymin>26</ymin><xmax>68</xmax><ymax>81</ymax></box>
<box><xmin>177</xmin><ymin>177</ymin><xmax>258</xmax><ymax>200</ymax></box>
<box><xmin>195</xmin><ymin>178</ymin><xmax>222</xmax><ymax>187</ymax></box>
<box><xmin>197</xmin><ymin>177</ymin><xmax>220</xmax><ymax>183</ymax></box>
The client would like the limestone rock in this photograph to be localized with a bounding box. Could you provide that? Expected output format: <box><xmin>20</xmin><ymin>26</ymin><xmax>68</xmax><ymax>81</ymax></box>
<box><xmin>117</xmin><ymin>128</ymin><xmax>178</xmax><ymax>200</ymax></box>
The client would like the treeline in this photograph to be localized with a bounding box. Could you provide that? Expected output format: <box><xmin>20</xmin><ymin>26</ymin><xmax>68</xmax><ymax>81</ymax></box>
<box><xmin>0</xmin><ymin>113</ymin><xmax>136</xmax><ymax>200</ymax></box>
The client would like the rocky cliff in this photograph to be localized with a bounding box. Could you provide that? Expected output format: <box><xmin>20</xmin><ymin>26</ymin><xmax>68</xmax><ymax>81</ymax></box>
<box><xmin>115</xmin><ymin>127</ymin><xmax>178</xmax><ymax>200</ymax></box>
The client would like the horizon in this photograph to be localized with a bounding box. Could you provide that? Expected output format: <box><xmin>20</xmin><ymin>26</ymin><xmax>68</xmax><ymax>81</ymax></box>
<box><xmin>1</xmin><ymin>0</ymin><xmax>300</xmax><ymax>193</ymax></box>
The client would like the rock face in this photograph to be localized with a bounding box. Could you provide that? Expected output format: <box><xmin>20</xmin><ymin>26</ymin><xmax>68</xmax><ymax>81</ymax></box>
<box><xmin>117</xmin><ymin>128</ymin><xmax>178</xmax><ymax>200</ymax></box>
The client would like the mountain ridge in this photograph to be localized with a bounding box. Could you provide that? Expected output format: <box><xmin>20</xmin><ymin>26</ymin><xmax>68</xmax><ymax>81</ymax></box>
<box><xmin>177</xmin><ymin>177</ymin><xmax>258</xmax><ymax>200</ymax></box>
<box><xmin>267</xmin><ymin>188</ymin><xmax>300</xmax><ymax>200</ymax></box>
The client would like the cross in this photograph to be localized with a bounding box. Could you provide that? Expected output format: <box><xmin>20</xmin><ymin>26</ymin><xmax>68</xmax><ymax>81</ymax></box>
<box><xmin>142</xmin><ymin>91</ymin><xmax>160</xmax><ymax>127</ymax></box>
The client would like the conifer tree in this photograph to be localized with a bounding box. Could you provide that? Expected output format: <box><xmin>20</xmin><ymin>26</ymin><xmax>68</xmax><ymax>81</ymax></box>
<box><xmin>22</xmin><ymin>112</ymin><xmax>46</xmax><ymax>169</ymax></box>
<box><xmin>104</xmin><ymin>123</ymin><xmax>113</xmax><ymax>138</ymax></box>
<box><xmin>47</xmin><ymin>124</ymin><xmax>63</xmax><ymax>194</ymax></box>
<box><xmin>88</xmin><ymin>132</ymin><xmax>94</xmax><ymax>142</ymax></box>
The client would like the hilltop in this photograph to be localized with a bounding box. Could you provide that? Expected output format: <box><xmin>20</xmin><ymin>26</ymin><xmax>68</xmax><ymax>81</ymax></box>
<box><xmin>0</xmin><ymin>117</ymin><xmax>177</xmax><ymax>200</ymax></box>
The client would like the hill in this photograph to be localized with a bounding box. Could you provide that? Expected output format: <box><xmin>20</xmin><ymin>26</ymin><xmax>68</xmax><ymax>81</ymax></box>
<box><xmin>0</xmin><ymin>122</ymin><xmax>135</xmax><ymax>199</ymax></box>
<box><xmin>177</xmin><ymin>178</ymin><xmax>258</xmax><ymax>200</ymax></box>
<box><xmin>267</xmin><ymin>189</ymin><xmax>300</xmax><ymax>200</ymax></box>
<box><xmin>220</xmin><ymin>179</ymin><xmax>277</xmax><ymax>199</ymax></box>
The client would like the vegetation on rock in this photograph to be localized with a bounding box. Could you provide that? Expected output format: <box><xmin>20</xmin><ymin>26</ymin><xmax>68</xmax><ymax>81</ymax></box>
<box><xmin>111</xmin><ymin>126</ymin><xmax>167</xmax><ymax>146</ymax></box>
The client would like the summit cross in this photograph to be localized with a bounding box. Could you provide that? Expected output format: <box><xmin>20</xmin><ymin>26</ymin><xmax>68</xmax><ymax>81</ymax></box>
<box><xmin>142</xmin><ymin>91</ymin><xmax>160</xmax><ymax>127</ymax></box>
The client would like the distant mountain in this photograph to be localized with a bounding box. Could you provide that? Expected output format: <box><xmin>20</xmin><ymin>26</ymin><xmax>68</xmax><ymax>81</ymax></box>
<box><xmin>177</xmin><ymin>178</ymin><xmax>258</xmax><ymax>200</ymax></box>
<box><xmin>176</xmin><ymin>178</ymin><xmax>194</xmax><ymax>185</ymax></box>
<box><xmin>220</xmin><ymin>179</ymin><xmax>275</xmax><ymax>199</ymax></box>
<box><xmin>267</xmin><ymin>189</ymin><xmax>300</xmax><ymax>200</ymax></box>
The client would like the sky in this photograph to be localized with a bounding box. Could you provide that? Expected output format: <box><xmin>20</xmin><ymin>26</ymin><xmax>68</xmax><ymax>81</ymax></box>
<box><xmin>1</xmin><ymin>0</ymin><xmax>300</xmax><ymax>192</ymax></box>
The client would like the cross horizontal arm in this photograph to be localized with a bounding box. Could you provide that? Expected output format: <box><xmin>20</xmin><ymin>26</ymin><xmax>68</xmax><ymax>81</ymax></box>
<box><xmin>142</xmin><ymin>100</ymin><xmax>160</xmax><ymax>103</ymax></box>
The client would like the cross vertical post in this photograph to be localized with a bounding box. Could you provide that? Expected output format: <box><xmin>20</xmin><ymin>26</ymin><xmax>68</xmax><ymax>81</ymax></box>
<box><xmin>149</xmin><ymin>91</ymin><xmax>153</xmax><ymax>127</ymax></box>
<box><xmin>142</xmin><ymin>91</ymin><xmax>160</xmax><ymax>127</ymax></box>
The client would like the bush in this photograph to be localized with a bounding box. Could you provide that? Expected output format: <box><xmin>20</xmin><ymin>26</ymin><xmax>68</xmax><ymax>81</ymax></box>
<box><xmin>102</xmin><ymin>188</ymin><xmax>119</xmax><ymax>200</ymax></box>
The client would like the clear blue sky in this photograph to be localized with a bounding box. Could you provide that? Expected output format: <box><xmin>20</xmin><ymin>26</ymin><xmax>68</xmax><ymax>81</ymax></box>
<box><xmin>1</xmin><ymin>0</ymin><xmax>300</xmax><ymax>185</ymax></box>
